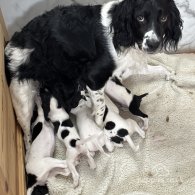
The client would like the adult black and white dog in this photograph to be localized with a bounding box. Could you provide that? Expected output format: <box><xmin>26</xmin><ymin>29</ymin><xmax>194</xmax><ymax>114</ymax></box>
<box><xmin>5</xmin><ymin>0</ymin><xmax>182</xmax><ymax>156</ymax></box>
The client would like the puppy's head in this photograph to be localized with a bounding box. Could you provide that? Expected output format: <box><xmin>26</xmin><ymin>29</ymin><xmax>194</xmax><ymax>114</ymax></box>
<box><xmin>110</xmin><ymin>0</ymin><xmax>183</xmax><ymax>53</ymax></box>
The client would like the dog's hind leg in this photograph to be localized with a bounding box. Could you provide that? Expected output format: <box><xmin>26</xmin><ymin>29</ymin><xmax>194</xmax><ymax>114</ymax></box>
<box><xmin>10</xmin><ymin>78</ymin><xmax>38</xmax><ymax>161</ymax></box>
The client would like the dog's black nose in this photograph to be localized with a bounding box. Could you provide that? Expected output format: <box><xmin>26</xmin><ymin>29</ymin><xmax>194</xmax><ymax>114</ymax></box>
<box><xmin>146</xmin><ymin>39</ymin><xmax>160</xmax><ymax>51</ymax></box>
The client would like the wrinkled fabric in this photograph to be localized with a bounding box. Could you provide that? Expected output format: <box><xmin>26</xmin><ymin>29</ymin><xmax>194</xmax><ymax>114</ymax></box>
<box><xmin>48</xmin><ymin>53</ymin><xmax>195</xmax><ymax>195</ymax></box>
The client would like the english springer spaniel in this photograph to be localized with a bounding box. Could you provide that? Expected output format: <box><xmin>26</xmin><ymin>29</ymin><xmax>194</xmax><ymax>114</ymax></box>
<box><xmin>5</xmin><ymin>0</ymin><xmax>182</xmax><ymax>156</ymax></box>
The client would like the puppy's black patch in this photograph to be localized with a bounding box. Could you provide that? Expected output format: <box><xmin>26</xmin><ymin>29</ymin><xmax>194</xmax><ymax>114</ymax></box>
<box><xmin>32</xmin><ymin>122</ymin><xmax>43</xmax><ymax>142</ymax></box>
<box><xmin>70</xmin><ymin>139</ymin><xmax>77</xmax><ymax>147</ymax></box>
<box><xmin>27</xmin><ymin>173</ymin><xmax>37</xmax><ymax>188</ymax></box>
<box><xmin>32</xmin><ymin>184</ymin><xmax>49</xmax><ymax>195</ymax></box>
<box><xmin>117</xmin><ymin>128</ymin><xmax>128</xmax><ymax>137</ymax></box>
<box><xmin>53</xmin><ymin>121</ymin><xmax>60</xmax><ymax>134</ymax></box>
<box><xmin>61</xmin><ymin>119</ymin><xmax>73</xmax><ymax>127</ymax></box>
<box><xmin>103</xmin><ymin>106</ymin><xmax>108</xmax><ymax>121</ymax></box>
<box><xmin>129</xmin><ymin>94</ymin><xmax>148</xmax><ymax>118</ymax></box>
<box><xmin>61</xmin><ymin>130</ymin><xmax>70</xmax><ymax>139</ymax></box>
<box><xmin>111</xmin><ymin>136</ymin><xmax>123</xmax><ymax>144</ymax></box>
<box><xmin>105</xmin><ymin>121</ymin><xmax>115</xmax><ymax>130</ymax></box>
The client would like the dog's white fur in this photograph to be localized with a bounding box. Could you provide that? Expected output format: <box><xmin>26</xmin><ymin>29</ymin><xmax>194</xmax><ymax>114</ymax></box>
<box><xmin>26</xmin><ymin>97</ymin><xmax>70</xmax><ymax>195</ymax></box>
<box><xmin>9</xmin><ymin>78</ymin><xmax>38</xmax><ymax>162</ymax></box>
<box><xmin>5</xmin><ymin>42</ymin><xmax>34</xmax><ymax>73</ymax></box>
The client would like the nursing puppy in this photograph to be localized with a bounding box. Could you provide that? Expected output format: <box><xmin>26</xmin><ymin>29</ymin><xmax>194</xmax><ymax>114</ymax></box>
<box><xmin>26</xmin><ymin>97</ymin><xmax>70</xmax><ymax>195</ymax></box>
<box><xmin>42</xmin><ymin>92</ymin><xmax>96</xmax><ymax>187</ymax></box>
<box><xmin>103</xmin><ymin>103</ymin><xmax>146</xmax><ymax>152</ymax></box>
<box><xmin>71</xmin><ymin>95</ymin><xmax>122</xmax><ymax>155</ymax></box>
<box><xmin>71</xmin><ymin>99</ymin><xmax>106</xmax><ymax>156</ymax></box>
<box><xmin>105</xmin><ymin>76</ymin><xmax>149</xmax><ymax>130</ymax></box>
<box><xmin>72</xmin><ymin>93</ymin><xmax>145</xmax><ymax>153</ymax></box>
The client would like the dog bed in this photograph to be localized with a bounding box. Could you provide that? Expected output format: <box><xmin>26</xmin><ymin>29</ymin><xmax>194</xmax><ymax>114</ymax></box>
<box><xmin>45</xmin><ymin>52</ymin><xmax>195</xmax><ymax>195</ymax></box>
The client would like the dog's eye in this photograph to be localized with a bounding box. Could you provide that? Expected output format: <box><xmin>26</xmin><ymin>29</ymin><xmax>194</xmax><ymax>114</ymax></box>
<box><xmin>160</xmin><ymin>16</ymin><xmax>167</xmax><ymax>23</ymax></box>
<box><xmin>137</xmin><ymin>16</ymin><xmax>144</xmax><ymax>22</ymax></box>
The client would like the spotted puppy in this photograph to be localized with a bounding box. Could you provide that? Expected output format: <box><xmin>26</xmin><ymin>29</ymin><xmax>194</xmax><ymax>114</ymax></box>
<box><xmin>47</xmin><ymin>95</ymin><xmax>96</xmax><ymax>187</ymax></box>
<box><xmin>26</xmin><ymin>97</ymin><xmax>70</xmax><ymax>195</ymax></box>
<box><xmin>105</xmin><ymin>77</ymin><xmax>149</xmax><ymax>130</ymax></box>
<box><xmin>103</xmin><ymin>101</ymin><xmax>146</xmax><ymax>152</ymax></box>
<box><xmin>71</xmin><ymin>98</ymin><xmax>113</xmax><ymax>156</ymax></box>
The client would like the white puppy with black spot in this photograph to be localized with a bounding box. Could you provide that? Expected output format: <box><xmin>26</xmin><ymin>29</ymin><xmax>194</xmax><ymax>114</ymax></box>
<box><xmin>71</xmin><ymin>96</ymin><xmax>114</xmax><ymax>156</ymax></box>
<box><xmin>103</xmin><ymin>99</ymin><xmax>146</xmax><ymax>152</ymax></box>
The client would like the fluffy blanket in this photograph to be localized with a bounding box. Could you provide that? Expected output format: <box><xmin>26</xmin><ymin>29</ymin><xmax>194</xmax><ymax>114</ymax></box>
<box><xmin>47</xmin><ymin>52</ymin><xmax>195</xmax><ymax>195</ymax></box>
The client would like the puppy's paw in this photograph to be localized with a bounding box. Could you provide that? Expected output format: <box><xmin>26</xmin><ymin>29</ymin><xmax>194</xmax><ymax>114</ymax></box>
<box><xmin>140</xmin><ymin>130</ymin><xmax>146</xmax><ymax>139</ymax></box>
<box><xmin>73</xmin><ymin>175</ymin><xmax>80</xmax><ymax>188</ymax></box>
<box><xmin>134</xmin><ymin>145</ymin><xmax>140</xmax><ymax>152</ymax></box>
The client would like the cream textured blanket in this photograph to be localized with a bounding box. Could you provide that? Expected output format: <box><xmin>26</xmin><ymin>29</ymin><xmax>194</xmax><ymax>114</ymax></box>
<box><xmin>48</xmin><ymin>53</ymin><xmax>195</xmax><ymax>195</ymax></box>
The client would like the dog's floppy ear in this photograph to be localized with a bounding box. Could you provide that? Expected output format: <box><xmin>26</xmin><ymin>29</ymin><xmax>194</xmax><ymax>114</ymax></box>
<box><xmin>109</xmin><ymin>0</ymin><xmax>135</xmax><ymax>51</ymax></box>
<box><xmin>164</xmin><ymin>0</ymin><xmax>183</xmax><ymax>51</ymax></box>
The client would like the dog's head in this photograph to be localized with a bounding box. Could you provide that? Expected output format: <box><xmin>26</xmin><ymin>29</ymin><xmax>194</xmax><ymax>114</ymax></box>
<box><xmin>110</xmin><ymin>0</ymin><xmax>183</xmax><ymax>53</ymax></box>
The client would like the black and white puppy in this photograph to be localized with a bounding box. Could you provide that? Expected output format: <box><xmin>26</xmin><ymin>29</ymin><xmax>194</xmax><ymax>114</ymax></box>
<box><xmin>40</xmin><ymin>89</ymin><xmax>96</xmax><ymax>187</ymax></box>
<box><xmin>5</xmin><ymin>0</ymin><xmax>182</xmax><ymax>155</ymax></box>
<box><xmin>26</xmin><ymin>96</ymin><xmax>70</xmax><ymax>195</ymax></box>
<box><xmin>105</xmin><ymin>76</ymin><xmax>149</xmax><ymax>130</ymax></box>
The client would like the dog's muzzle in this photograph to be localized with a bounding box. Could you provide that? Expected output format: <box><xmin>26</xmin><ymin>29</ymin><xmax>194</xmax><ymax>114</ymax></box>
<box><xmin>142</xmin><ymin>30</ymin><xmax>160</xmax><ymax>53</ymax></box>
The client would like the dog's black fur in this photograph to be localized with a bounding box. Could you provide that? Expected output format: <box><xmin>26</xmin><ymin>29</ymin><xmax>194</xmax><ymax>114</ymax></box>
<box><xmin>5</xmin><ymin>0</ymin><xmax>182</xmax><ymax>112</ymax></box>
<box><xmin>8</xmin><ymin>5</ymin><xmax>115</xmax><ymax>112</ymax></box>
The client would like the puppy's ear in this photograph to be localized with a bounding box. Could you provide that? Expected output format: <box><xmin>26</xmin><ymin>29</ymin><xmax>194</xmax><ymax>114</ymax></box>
<box><xmin>109</xmin><ymin>0</ymin><xmax>135</xmax><ymax>51</ymax></box>
<box><xmin>164</xmin><ymin>0</ymin><xmax>183</xmax><ymax>51</ymax></box>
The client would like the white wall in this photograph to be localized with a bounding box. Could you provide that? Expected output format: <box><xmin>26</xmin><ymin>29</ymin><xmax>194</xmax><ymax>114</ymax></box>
<box><xmin>0</xmin><ymin>0</ymin><xmax>109</xmax><ymax>37</ymax></box>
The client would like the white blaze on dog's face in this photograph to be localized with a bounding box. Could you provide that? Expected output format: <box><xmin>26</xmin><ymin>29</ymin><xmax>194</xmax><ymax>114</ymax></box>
<box><xmin>142</xmin><ymin>29</ymin><xmax>160</xmax><ymax>53</ymax></box>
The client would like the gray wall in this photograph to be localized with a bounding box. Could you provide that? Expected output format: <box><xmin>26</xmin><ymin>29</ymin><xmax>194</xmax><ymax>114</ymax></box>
<box><xmin>0</xmin><ymin>0</ymin><xmax>109</xmax><ymax>37</ymax></box>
